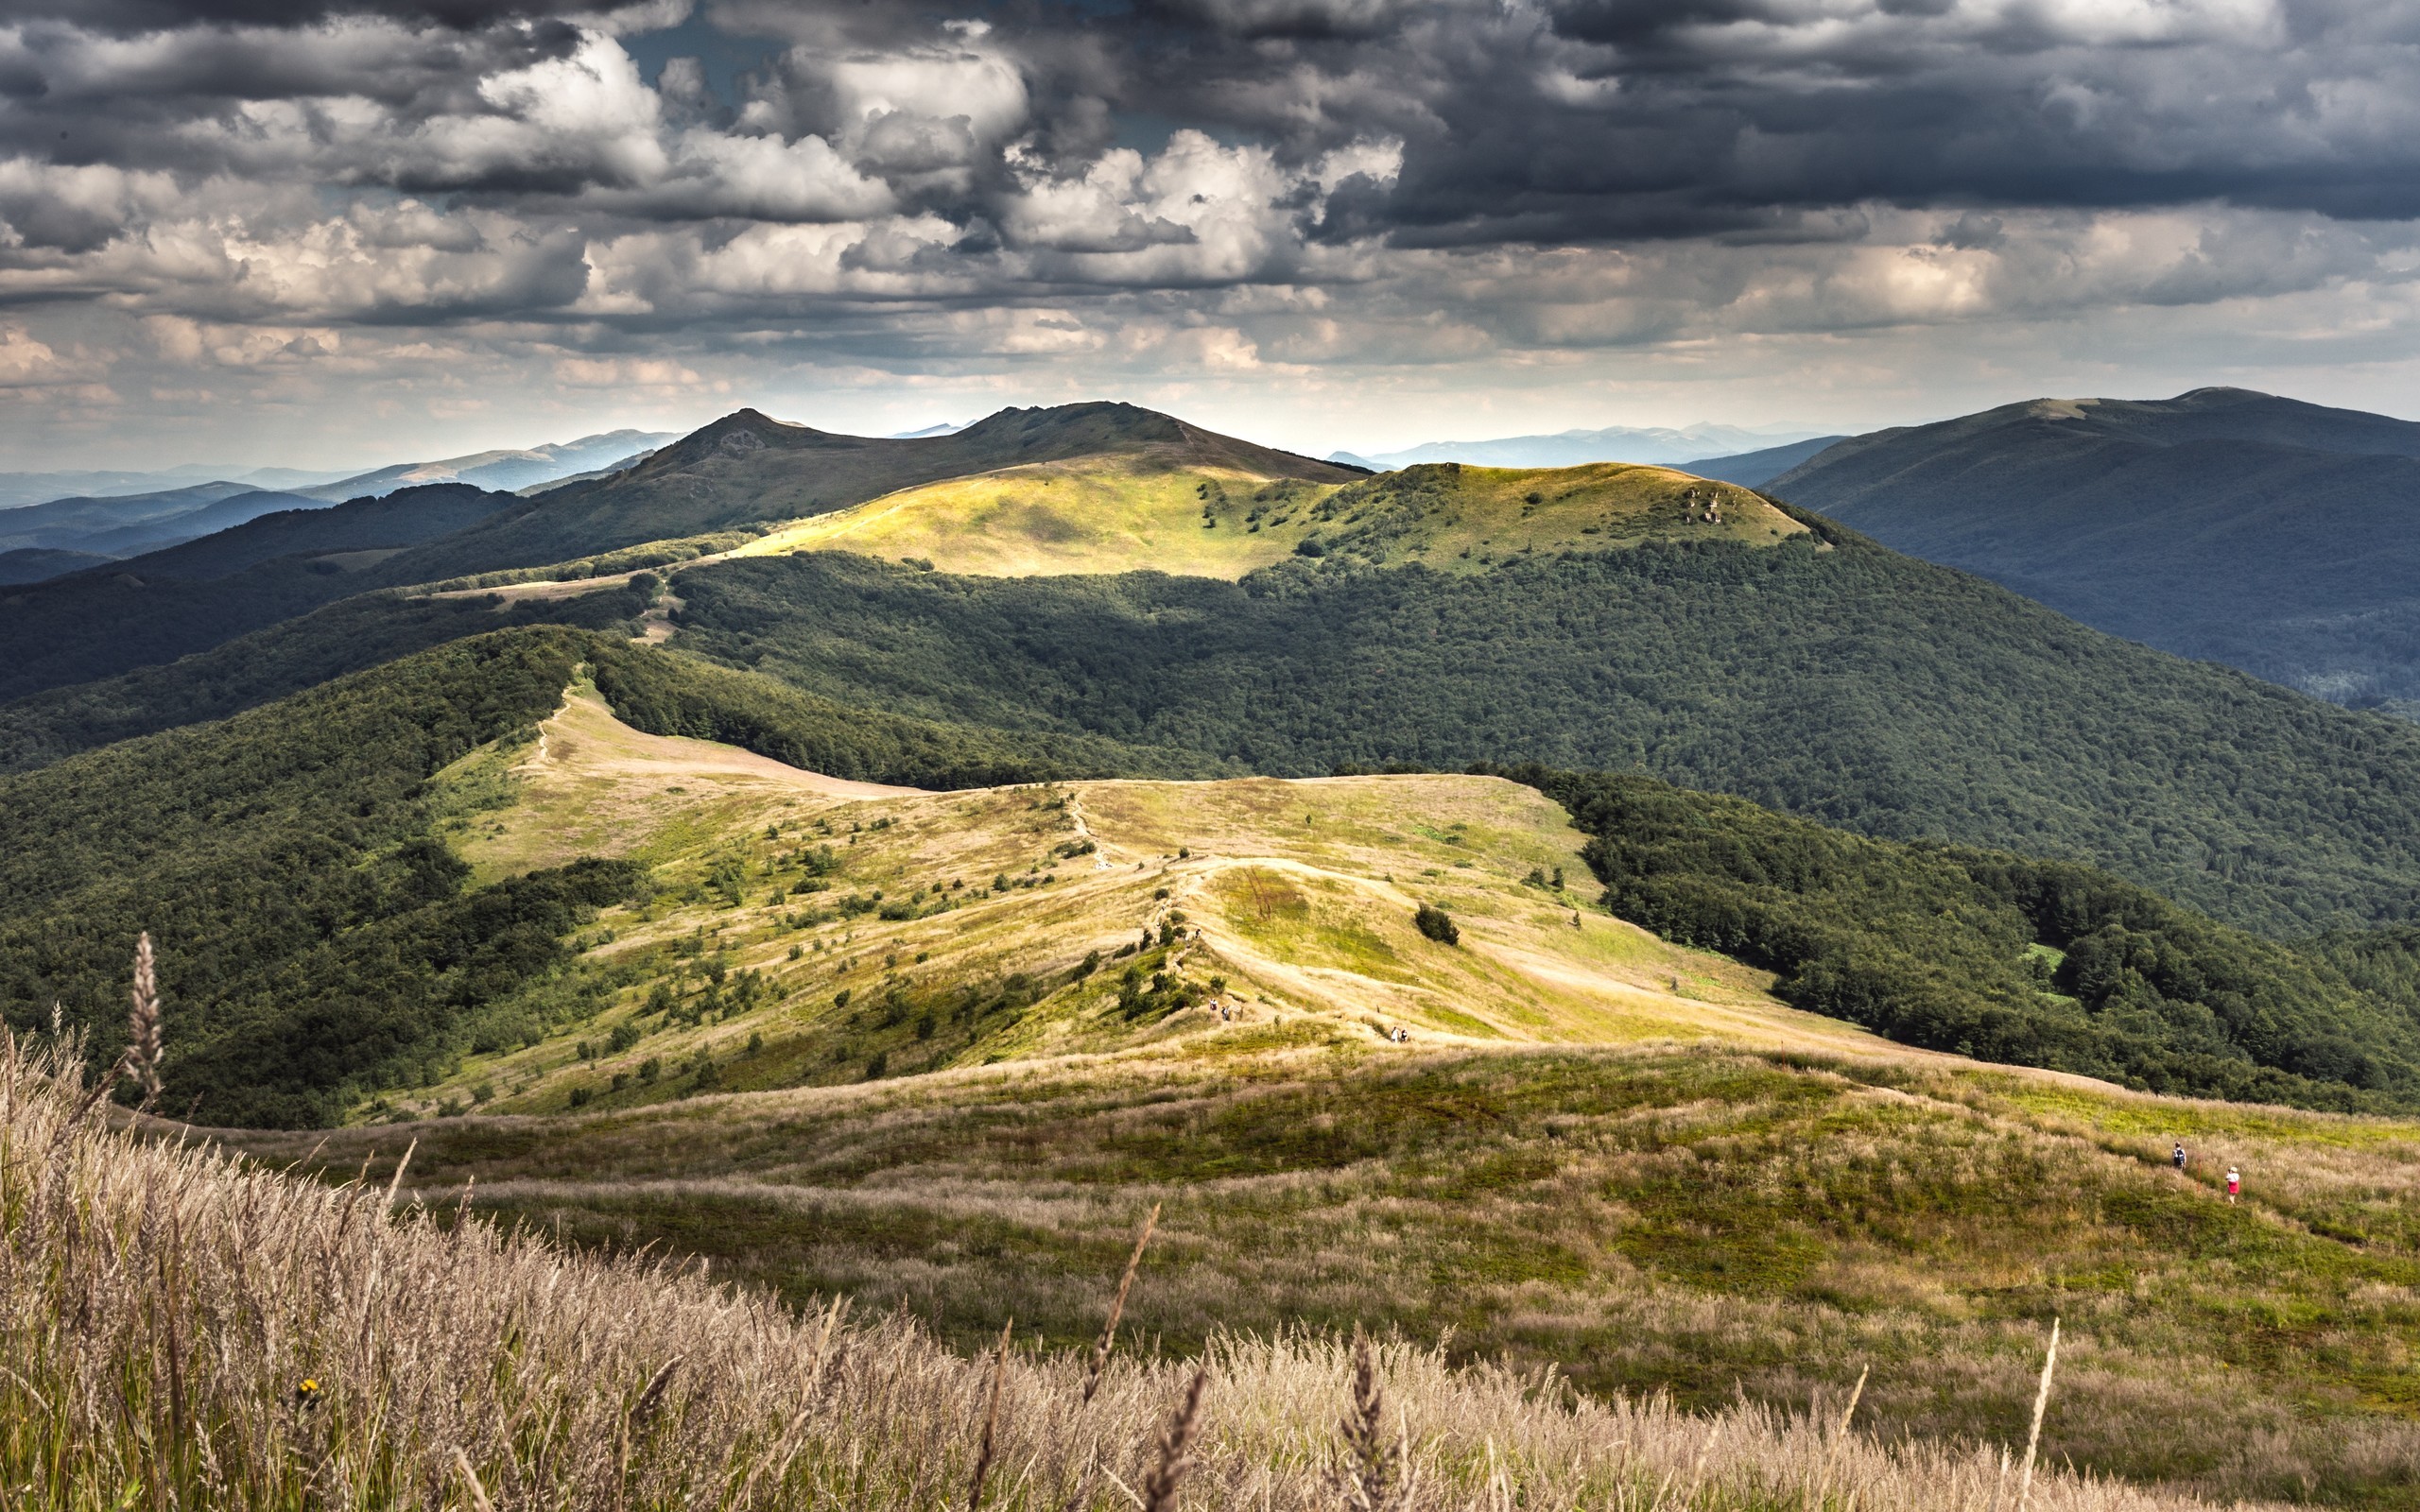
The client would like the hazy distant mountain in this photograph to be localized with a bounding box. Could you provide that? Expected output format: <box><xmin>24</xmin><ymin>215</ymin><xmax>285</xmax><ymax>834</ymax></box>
<box><xmin>298</xmin><ymin>430</ymin><xmax>677</xmax><ymax>501</ymax></box>
<box><xmin>0</xmin><ymin>464</ymin><xmax>358</xmax><ymax>511</ymax></box>
<box><xmin>0</xmin><ymin>483</ymin><xmax>523</xmax><ymax>702</ymax></box>
<box><xmin>1351</xmin><ymin>423</ymin><xmax>1831</xmax><ymax>471</ymax></box>
<box><xmin>1680</xmin><ymin>437</ymin><xmax>1850</xmax><ymax>488</ymax></box>
<box><xmin>0</xmin><ymin>548</ymin><xmax>112</xmax><ymax>585</ymax></box>
<box><xmin>1765</xmin><ymin>387</ymin><xmax>2420</xmax><ymax>709</ymax></box>
<box><xmin>889</xmin><ymin>422</ymin><xmax>965</xmax><ymax>438</ymax></box>
<box><xmin>0</xmin><ymin>483</ymin><xmax>324</xmax><ymax>558</ymax></box>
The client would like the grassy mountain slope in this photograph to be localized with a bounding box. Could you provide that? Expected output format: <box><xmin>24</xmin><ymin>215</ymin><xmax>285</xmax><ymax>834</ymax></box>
<box><xmin>139</xmin><ymin>675</ymin><xmax>2420</xmax><ymax>1503</ymax></box>
<box><xmin>231</xmin><ymin>1023</ymin><xmax>2420</xmax><ymax>1504</ymax></box>
<box><xmin>371</xmin><ymin>697</ymin><xmax>1846</xmax><ymax>1126</ymax></box>
<box><xmin>19</xmin><ymin>1048</ymin><xmax>2213</xmax><ymax>1512</ymax></box>
<box><xmin>1768</xmin><ymin>387</ymin><xmax>2420</xmax><ymax>708</ymax></box>
<box><xmin>344</xmin><ymin>679</ymin><xmax>2420</xmax><ymax>1121</ymax></box>
<box><xmin>0</xmin><ymin>484</ymin><xmax>522</xmax><ymax>701</ymax></box>
<box><xmin>735</xmin><ymin>459</ymin><xmax>1793</xmax><ymax>578</ymax></box>
<box><xmin>660</xmin><ymin>537</ymin><xmax>2420</xmax><ymax>936</ymax></box>
<box><xmin>376</xmin><ymin>402</ymin><xmax>1361</xmax><ymax>582</ymax></box>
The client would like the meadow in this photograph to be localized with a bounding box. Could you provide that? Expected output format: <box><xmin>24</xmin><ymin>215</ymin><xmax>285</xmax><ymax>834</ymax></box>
<box><xmin>6</xmin><ymin>1032</ymin><xmax>2247</xmax><ymax>1512</ymax></box>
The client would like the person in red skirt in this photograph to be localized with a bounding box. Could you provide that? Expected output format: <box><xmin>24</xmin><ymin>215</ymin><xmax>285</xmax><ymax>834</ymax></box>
<box><xmin>2226</xmin><ymin>1166</ymin><xmax>2241</xmax><ymax>1204</ymax></box>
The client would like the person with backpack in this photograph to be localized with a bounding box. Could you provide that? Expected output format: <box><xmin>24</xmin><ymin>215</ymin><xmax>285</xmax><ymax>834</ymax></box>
<box><xmin>2172</xmin><ymin>1142</ymin><xmax>2188</xmax><ymax>1173</ymax></box>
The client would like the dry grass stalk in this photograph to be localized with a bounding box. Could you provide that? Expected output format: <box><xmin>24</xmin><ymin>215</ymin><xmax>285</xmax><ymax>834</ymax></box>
<box><xmin>123</xmin><ymin>930</ymin><xmax>164</xmax><ymax>1108</ymax></box>
<box><xmin>1808</xmin><ymin>1365</ymin><xmax>1870</xmax><ymax>1511</ymax></box>
<box><xmin>1085</xmin><ymin>1202</ymin><xmax>1160</xmax><ymax>1404</ymax></box>
<box><xmin>969</xmin><ymin>1318</ymin><xmax>1014</xmax><ymax>1512</ymax></box>
<box><xmin>1141</xmin><ymin>1366</ymin><xmax>1208</xmax><ymax>1512</ymax></box>
<box><xmin>2018</xmin><ymin>1318</ymin><xmax>2063</xmax><ymax>1512</ymax></box>
<box><xmin>0</xmin><ymin>1032</ymin><xmax>2232</xmax><ymax>1512</ymax></box>
<box><xmin>453</xmin><ymin>1448</ymin><xmax>497</xmax><ymax>1512</ymax></box>
<box><xmin>1340</xmin><ymin>1335</ymin><xmax>1395</xmax><ymax>1511</ymax></box>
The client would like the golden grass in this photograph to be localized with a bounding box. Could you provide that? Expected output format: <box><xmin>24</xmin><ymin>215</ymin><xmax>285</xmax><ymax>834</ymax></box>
<box><xmin>7</xmin><ymin>1033</ymin><xmax>2234</xmax><ymax>1511</ymax></box>
<box><xmin>407</xmin><ymin>693</ymin><xmax>1898</xmax><ymax>1124</ymax></box>
<box><xmin>735</xmin><ymin>456</ymin><xmax>1335</xmax><ymax>579</ymax></box>
<box><xmin>730</xmin><ymin>458</ymin><xmax>1806</xmax><ymax>582</ymax></box>
<box><xmin>1325</xmin><ymin>464</ymin><xmax>1808</xmax><ymax>575</ymax></box>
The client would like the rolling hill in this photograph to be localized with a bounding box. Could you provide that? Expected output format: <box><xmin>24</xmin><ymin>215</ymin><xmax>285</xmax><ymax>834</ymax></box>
<box><xmin>734</xmin><ymin>458</ymin><xmax>1794</xmax><ymax>578</ymax></box>
<box><xmin>0</xmin><ymin>546</ymin><xmax>110</xmax><ymax>584</ymax></box>
<box><xmin>1767</xmin><ymin>387</ymin><xmax>2420</xmax><ymax>709</ymax></box>
<box><xmin>0</xmin><ymin>626</ymin><xmax>1220</xmax><ymax>1125</ymax></box>
<box><xmin>375</xmin><ymin>402</ymin><xmax>1362</xmax><ymax>582</ymax></box>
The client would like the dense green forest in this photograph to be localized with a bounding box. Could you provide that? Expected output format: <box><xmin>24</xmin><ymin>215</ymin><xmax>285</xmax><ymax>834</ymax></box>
<box><xmin>586</xmin><ymin>640</ymin><xmax>1222</xmax><ymax>787</ymax></box>
<box><xmin>1512</xmin><ymin>765</ymin><xmax>2420</xmax><ymax>1111</ymax></box>
<box><xmin>0</xmin><ymin>629</ymin><xmax>608</xmax><ymax>1125</ymax></box>
<box><xmin>663</xmin><ymin>541</ymin><xmax>2420</xmax><ymax>936</ymax></box>
<box><xmin>0</xmin><ymin>628</ymin><xmax>1212</xmax><ymax>1125</ymax></box>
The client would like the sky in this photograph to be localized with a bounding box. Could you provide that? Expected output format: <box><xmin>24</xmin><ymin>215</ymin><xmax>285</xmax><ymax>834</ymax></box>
<box><xmin>6</xmin><ymin>0</ymin><xmax>2420</xmax><ymax>469</ymax></box>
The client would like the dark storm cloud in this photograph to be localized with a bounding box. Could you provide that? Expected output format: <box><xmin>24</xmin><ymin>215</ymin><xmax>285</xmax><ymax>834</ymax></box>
<box><xmin>5</xmin><ymin>0</ymin><xmax>2420</xmax><ymax>448</ymax></box>
<box><xmin>1078</xmin><ymin>0</ymin><xmax>2420</xmax><ymax>241</ymax></box>
<box><xmin>6</xmin><ymin>0</ymin><xmax>2415</xmax><ymax>249</ymax></box>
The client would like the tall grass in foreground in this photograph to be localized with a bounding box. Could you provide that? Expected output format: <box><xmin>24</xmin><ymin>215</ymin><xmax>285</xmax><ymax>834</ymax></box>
<box><xmin>1</xmin><ymin>1036</ymin><xmax>2246</xmax><ymax>1512</ymax></box>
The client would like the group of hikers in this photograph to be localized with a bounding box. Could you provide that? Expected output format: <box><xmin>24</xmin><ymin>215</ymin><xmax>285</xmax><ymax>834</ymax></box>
<box><xmin>2172</xmin><ymin>1142</ymin><xmax>2241</xmax><ymax>1203</ymax></box>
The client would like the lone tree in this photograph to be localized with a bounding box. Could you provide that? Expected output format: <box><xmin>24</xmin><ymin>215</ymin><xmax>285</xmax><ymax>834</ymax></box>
<box><xmin>1413</xmin><ymin>902</ymin><xmax>1460</xmax><ymax>946</ymax></box>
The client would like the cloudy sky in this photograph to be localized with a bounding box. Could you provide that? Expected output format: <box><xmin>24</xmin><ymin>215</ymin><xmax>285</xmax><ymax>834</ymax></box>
<box><xmin>4</xmin><ymin>0</ymin><xmax>2420</xmax><ymax>469</ymax></box>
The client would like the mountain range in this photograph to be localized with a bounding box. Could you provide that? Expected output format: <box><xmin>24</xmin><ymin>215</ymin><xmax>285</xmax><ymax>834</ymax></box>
<box><xmin>24</xmin><ymin>388</ymin><xmax>2420</xmax><ymax>1502</ymax></box>
<box><xmin>0</xmin><ymin>430</ymin><xmax>671</xmax><ymax>578</ymax></box>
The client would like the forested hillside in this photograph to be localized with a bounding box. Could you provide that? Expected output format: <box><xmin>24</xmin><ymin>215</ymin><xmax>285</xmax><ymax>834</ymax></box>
<box><xmin>663</xmin><ymin>538</ymin><xmax>2420</xmax><ymax>935</ymax></box>
<box><xmin>1768</xmin><ymin>387</ymin><xmax>2420</xmax><ymax>710</ymax></box>
<box><xmin>1517</xmin><ymin>765</ymin><xmax>2420</xmax><ymax>1110</ymax></box>
<box><xmin>0</xmin><ymin>628</ymin><xmax>1213</xmax><ymax>1124</ymax></box>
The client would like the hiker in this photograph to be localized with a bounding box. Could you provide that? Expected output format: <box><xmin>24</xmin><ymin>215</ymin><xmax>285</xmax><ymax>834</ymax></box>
<box><xmin>2172</xmin><ymin>1142</ymin><xmax>2187</xmax><ymax>1172</ymax></box>
<box><xmin>2226</xmin><ymin>1166</ymin><xmax>2241</xmax><ymax>1204</ymax></box>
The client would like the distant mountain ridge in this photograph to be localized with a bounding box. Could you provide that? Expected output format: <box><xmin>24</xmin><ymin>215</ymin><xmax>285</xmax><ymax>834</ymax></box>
<box><xmin>1765</xmin><ymin>387</ymin><xmax>2420</xmax><ymax>709</ymax></box>
<box><xmin>0</xmin><ymin>430</ymin><xmax>672</xmax><ymax>577</ymax></box>
<box><xmin>295</xmin><ymin>430</ymin><xmax>674</xmax><ymax>502</ymax></box>
<box><xmin>1680</xmin><ymin>436</ymin><xmax>1849</xmax><ymax>487</ymax></box>
<box><xmin>1345</xmin><ymin>422</ymin><xmax>1832</xmax><ymax>472</ymax></box>
<box><xmin>0</xmin><ymin>484</ymin><xmax>323</xmax><ymax>562</ymax></box>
